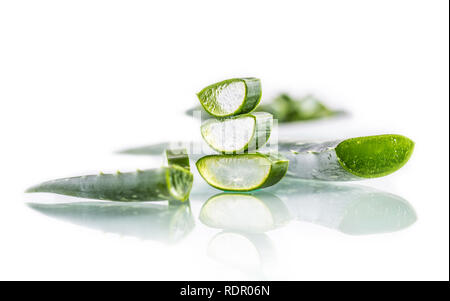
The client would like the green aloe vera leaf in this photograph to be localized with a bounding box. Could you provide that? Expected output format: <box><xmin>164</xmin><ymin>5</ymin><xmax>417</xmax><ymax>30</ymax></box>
<box><xmin>200</xmin><ymin>112</ymin><xmax>273</xmax><ymax>154</ymax></box>
<box><xmin>164</xmin><ymin>148</ymin><xmax>190</xmax><ymax>170</ymax></box>
<box><xmin>26</xmin><ymin>166</ymin><xmax>193</xmax><ymax>202</ymax></box>
<box><xmin>280</xmin><ymin>134</ymin><xmax>414</xmax><ymax>181</ymax></box>
<box><xmin>199</xmin><ymin>192</ymin><xmax>291</xmax><ymax>233</ymax></box>
<box><xmin>196</xmin><ymin>153</ymin><xmax>289</xmax><ymax>191</ymax></box>
<box><xmin>197</xmin><ymin>77</ymin><xmax>262</xmax><ymax>118</ymax></box>
<box><xmin>258</xmin><ymin>94</ymin><xmax>337</xmax><ymax>122</ymax></box>
<box><xmin>27</xmin><ymin>202</ymin><xmax>194</xmax><ymax>243</ymax></box>
<box><xmin>265</xmin><ymin>177</ymin><xmax>417</xmax><ymax>235</ymax></box>
<box><xmin>187</xmin><ymin>93</ymin><xmax>343</xmax><ymax>123</ymax></box>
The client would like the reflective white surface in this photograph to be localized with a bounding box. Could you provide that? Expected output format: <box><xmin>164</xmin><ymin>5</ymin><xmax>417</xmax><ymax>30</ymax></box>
<box><xmin>0</xmin><ymin>0</ymin><xmax>448</xmax><ymax>280</ymax></box>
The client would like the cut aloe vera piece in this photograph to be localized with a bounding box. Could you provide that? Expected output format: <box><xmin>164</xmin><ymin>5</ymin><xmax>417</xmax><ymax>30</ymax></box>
<box><xmin>26</xmin><ymin>166</ymin><xmax>193</xmax><ymax>202</ymax></box>
<box><xmin>28</xmin><ymin>202</ymin><xmax>194</xmax><ymax>243</ymax></box>
<box><xmin>201</xmin><ymin>112</ymin><xmax>273</xmax><ymax>154</ymax></box>
<box><xmin>197</xmin><ymin>78</ymin><xmax>262</xmax><ymax>117</ymax></box>
<box><xmin>164</xmin><ymin>148</ymin><xmax>190</xmax><ymax>170</ymax></box>
<box><xmin>196</xmin><ymin>153</ymin><xmax>289</xmax><ymax>191</ymax></box>
<box><xmin>199</xmin><ymin>192</ymin><xmax>290</xmax><ymax>233</ymax></box>
<box><xmin>265</xmin><ymin>177</ymin><xmax>417</xmax><ymax>235</ymax></box>
<box><xmin>258</xmin><ymin>94</ymin><xmax>338</xmax><ymax>122</ymax></box>
<box><xmin>280</xmin><ymin>134</ymin><xmax>414</xmax><ymax>181</ymax></box>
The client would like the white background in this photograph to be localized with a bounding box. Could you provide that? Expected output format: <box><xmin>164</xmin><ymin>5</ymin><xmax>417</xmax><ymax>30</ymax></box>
<box><xmin>0</xmin><ymin>0</ymin><xmax>448</xmax><ymax>280</ymax></box>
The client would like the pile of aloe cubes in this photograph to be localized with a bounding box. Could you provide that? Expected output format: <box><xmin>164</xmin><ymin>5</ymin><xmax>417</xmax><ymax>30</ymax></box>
<box><xmin>195</xmin><ymin>78</ymin><xmax>289</xmax><ymax>191</ymax></box>
<box><xmin>26</xmin><ymin>77</ymin><xmax>415</xmax><ymax>202</ymax></box>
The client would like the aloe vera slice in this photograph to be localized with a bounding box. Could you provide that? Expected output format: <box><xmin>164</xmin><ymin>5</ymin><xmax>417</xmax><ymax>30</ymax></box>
<box><xmin>26</xmin><ymin>165</ymin><xmax>193</xmax><ymax>202</ymax></box>
<box><xmin>28</xmin><ymin>202</ymin><xmax>194</xmax><ymax>243</ymax></box>
<box><xmin>196</xmin><ymin>153</ymin><xmax>289</xmax><ymax>191</ymax></box>
<box><xmin>199</xmin><ymin>192</ymin><xmax>290</xmax><ymax>233</ymax></box>
<box><xmin>164</xmin><ymin>148</ymin><xmax>190</xmax><ymax>170</ymax></box>
<box><xmin>281</xmin><ymin>134</ymin><xmax>414</xmax><ymax>181</ymax></box>
<box><xmin>201</xmin><ymin>112</ymin><xmax>273</xmax><ymax>154</ymax></box>
<box><xmin>197</xmin><ymin>78</ymin><xmax>262</xmax><ymax>117</ymax></box>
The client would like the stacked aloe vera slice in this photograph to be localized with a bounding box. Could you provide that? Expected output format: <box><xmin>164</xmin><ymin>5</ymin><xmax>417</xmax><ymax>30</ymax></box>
<box><xmin>196</xmin><ymin>78</ymin><xmax>289</xmax><ymax>191</ymax></box>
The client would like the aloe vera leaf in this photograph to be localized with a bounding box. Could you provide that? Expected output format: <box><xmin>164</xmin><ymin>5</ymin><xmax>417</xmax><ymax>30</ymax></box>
<box><xmin>27</xmin><ymin>202</ymin><xmax>194</xmax><ymax>242</ymax></box>
<box><xmin>196</xmin><ymin>153</ymin><xmax>289</xmax><ymax>191</ymax></box>
<box><xmin>280</xmin><ymin>134</ymin><xmax>414</xmax><ymax>181</ymax></box>
<box><xmin>197</xmin><ymin>78</ymin><xmax>262</xmax><ymax>117</ymax></box>
<box><xmin>164</xmin><ymin>148</ymin><xmax>190</xmax><ymax>170</ymax></box>
<box><xmin>26</xmin><ymin>166</ymin><xmax>193</xmax><ymax>202</ymax></box>
<box><xmin>258</xmin><ymin>94</ymin><xmax>343</xmax><ymax>122</ymax></box>
<box><xmin>199</xmin><ymin>192</ymin><xmax>291</xmax><ymax>233</ymax></box>
<box><xmin>265</xmin><ymin>177</ymin><xmax>417</xmax><ymax>235</ymax></box>
<box><xmin>201</xmin><ymin>112</ymin><xmax>273</xmax><ymax>154</ymax></box>
<box><xmin>187</xmin><ymin>93</ymin><xmax>343</xmax><ymax>123</ymax></box>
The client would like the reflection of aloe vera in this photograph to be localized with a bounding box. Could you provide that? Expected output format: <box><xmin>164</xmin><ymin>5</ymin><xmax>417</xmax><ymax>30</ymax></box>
<box><xmin>266</xmin><ymin>177</ymin><xmax>417</xmax><ymax>235</ymax></box>
<box><xmin>281</xmin><ymin>134</ymin><xmax>414</xmax><ymax>180</ymax></box>
<box><xmin>26</xmin><ymin>166</ymin><xmax>193</xmax><ymax>202</ymax></box>
<box><xmin>199</xmin><ymin>192</ymin><xmax>291</xmax><ymax>233</ymax></box>
<box><xmin>207</xmin><ymin>231</ymin><xmax>276</xmax><ymax>280</ymax></box>
<box><xmin>27</xmin><ymin>202</ymin><xmax>194</xmax><ymax>243</ymax></box>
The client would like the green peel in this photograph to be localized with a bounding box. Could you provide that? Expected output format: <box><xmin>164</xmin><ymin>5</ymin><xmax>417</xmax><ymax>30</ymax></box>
<box><xmin>26</xmin><ymin>166</ymin><xmax>193</xmax><ymax>202</ymax></box>
<box><xmin>201</xmin><ymin>112</ymin><xmax>273</xmax><ymax>154</ymax></box>
<box><xmin>27</xmin><ymin>202</ymin><xmax>194</xmax><ymax>243</ymax></box>
<box><xmin>199</xmin><ymin>192</ymin><xmax>291</xmax><ymax>233</ymax></box>
<box><xmin>197</xmin><ymin>78</ymin><xmax>262</xmax><ymax>118</ymax></box>
<box><xmin>196</xmin><ymin>153</ymin><xmax>289</xmax><ymax>191</ymax></box>
<box><xmin>335</xmin><ymin>134</ymin><xmax>415</xmax><ymax>178</ymax></box>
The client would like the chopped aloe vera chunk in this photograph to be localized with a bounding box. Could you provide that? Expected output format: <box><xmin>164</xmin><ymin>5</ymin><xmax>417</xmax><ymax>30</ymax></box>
<box><xmin>196</xmin><ymin>153</ymin><xmax>289</xmax><ymax>191</ymax></box>
<box><xmin>201</xmin><ymin>112</ymin><xmax>273</xmax><ymax>154</ymax></box>
<box><xmin>200</xmin><ymin>192</ymin><xmax>290</xmax><ymax>233</ymax></box>
<box><xmin>280</xmin><ymin>134</ymin><xmax>414</xmax><ymax>181</ymax></box>
<box><xmin>258</xmin><ymin>94</ymin><xmax>338</xmax><ymax>122</ymax></box>
<box><xmin>27</xmin><ymin>202</ymin><xmax>194</xmax><ymax>243</ymax></box>
<box><xmin>164</xmin><ymin>148</ymin><xmax>190</xmax><ymax>170</ymax></box>
<box><xmin>197</xmin><ymin>78</ymin><xmax>262</xmax><ymax>117</ymax></box>
<box><xmin>26</xmin><ymin>166</ymin><xmax>193</xmax><ymax>202</ymax></box>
